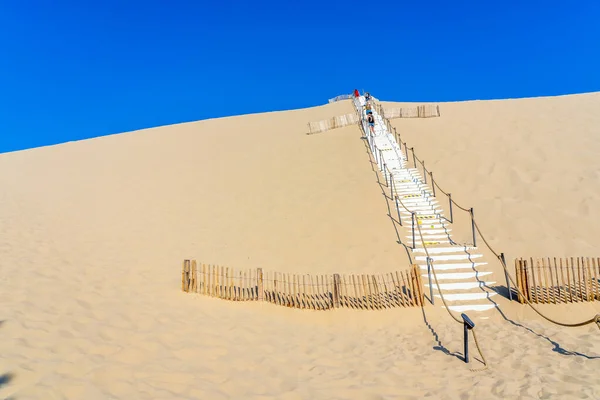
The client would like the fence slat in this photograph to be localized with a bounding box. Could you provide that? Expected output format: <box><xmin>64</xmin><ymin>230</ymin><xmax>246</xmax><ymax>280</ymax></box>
<box><xmin>586</xmin><ymin>257</ymin><xmax>593</xmax><ymax>302</ymax></box>
<box><xmin>541</xmin><ymin>258</ymin><xmax>549</xmax><ymax>303</ymax></box>
<box><xmin>552</xmin><ymin>258</ymin><xmax>560</xmax><ymax>303</ymax></box>
<box><xmin>535</xmin><ymin>259</ymin><xmax>544</xmax><ymax>303</ymax></box>
<box><xmin>593</xmin><ymin>258</ymin><xmax>599</xmax><ymax>301</ymax></box>
<box><xmin>308</xmin><ymin>275</ymin><xmax>318</xmax><ymax>310</ymax></box>
<box><xmin>515</xmin><ymin>259</ymin><xmax>522</xmax><ymax>303</ymax></box>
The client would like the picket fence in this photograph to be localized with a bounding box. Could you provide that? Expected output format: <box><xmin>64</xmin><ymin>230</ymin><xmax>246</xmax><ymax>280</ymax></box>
<box><xmin>307</xmin><ymin>113</ymin><xmax>360</xmax><ymax>135</ymax></box>
<box><xmin>383</xmin><ymin>105</ymin><xmax>440</xmax><ymax>119</ymax></box>
<box><xmin>515</xmin><ymin>257</ymin><xmax>600</xmax><ymax>304</ymax></box>
<box><xmin>182</xmin><ymin>260</ymin><xmax>425</xmax><ymax>310</ymax></box>
<box><xmin>328</xmin><ymin>94</ymin><xmax>354</xmax><ymax>103</ymax></box>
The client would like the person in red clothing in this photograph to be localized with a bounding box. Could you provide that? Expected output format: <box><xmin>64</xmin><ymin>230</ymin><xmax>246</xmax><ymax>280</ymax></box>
<box><xmin>353</xmin><ymin>89</ymin><xmax>360</xmax><ymax>98</ymax></box>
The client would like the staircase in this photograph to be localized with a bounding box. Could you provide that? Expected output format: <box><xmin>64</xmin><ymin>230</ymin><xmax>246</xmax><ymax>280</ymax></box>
<box><xmin>353</xmin><ymin>94</ymin><xmax>497</xmax><ymax>314</ymax></box>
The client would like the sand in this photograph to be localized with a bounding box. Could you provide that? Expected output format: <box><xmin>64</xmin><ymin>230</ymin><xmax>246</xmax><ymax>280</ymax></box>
<box><xmin>1</xmin><ymin>94</ymin><xmax>600</xmax><ymax>399</ymax></box>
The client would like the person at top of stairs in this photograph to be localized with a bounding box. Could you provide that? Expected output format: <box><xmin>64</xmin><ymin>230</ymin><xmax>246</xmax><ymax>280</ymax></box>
<box><xmin>353</xmin><ymin>89</ymin><xmax>360</xmax><ymax>98</ymax></box>
<box><xmin>365</xmin><ymin>92</ymin><xmax>371</xmax><ymax>102</ymax></box>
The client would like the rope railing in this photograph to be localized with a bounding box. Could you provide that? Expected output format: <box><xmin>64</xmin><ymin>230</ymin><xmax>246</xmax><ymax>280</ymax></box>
<box><xmin>364</xmin><ymin>96</ymin><xmax>600</xmax><ymax>335</ymax></box>
<box><xmin>354</xmin><ymin>95</ymin><xmax>489</xmax><ymax>370</ymax></box>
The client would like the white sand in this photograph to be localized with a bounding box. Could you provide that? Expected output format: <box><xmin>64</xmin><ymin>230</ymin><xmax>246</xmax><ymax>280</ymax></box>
<box><xmin>1</xmin><ymin>94</ymin><xmax>600</xmax><ymax>399</ymax></box>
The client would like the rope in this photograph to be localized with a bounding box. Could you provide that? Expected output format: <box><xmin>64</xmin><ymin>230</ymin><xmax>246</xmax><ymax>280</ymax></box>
<box><xmin>414</xmin><ymin>217</ymin><xmax>489</xmax><ymax>371</ymax></box>
<box><xmin>372</xmin><ymin>97</ymin><xmax>600</xmax><ymax>332</ymax></box>
<box><xmin>473</xmin><ymin>222</ymin><xmax>600</xmax><ymax>329</ymax></box>
<box><xmin>360</xmin><ymin>94</ymin><xmax>600</xmax><ymax>373</ymax></box>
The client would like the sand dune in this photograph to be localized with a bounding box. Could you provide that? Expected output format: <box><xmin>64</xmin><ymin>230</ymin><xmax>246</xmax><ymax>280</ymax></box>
<box><xmin>1</xmin><ymin>94</ymin><xmax>600</xmax><ymax>399</ymax></box>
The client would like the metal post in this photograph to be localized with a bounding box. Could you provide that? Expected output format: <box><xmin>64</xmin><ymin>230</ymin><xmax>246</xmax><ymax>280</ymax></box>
<box><xmin>395</xmin><ymin>196</ymin><xmax>402</xmax><ymax>226</ymax></box>
<box><xmin>422</xmin><ymin>161</ymin><xmax>427</xmax><ymax>184</ymax></box>
<box><xmin>411</xmin><ymin>213</ymin><xmax>416</xmax><ymax>249</ymax></box>
<box><xmin>389</xmin><ymin>172</ymin><xmax>394</xmax><ymax>199</ymax></box>
<box><xmin>501</xmin><ymin>252</ymin><xmax>513</xmax><ymax>301</ymax></box>
<box><xmin>430</xmin><ymin>172</ymin><xmax>436</xmax><ymax>196</ymax></box>
<box><xmin>470</xmin><ymin>208</ymin><xmax>476</xmax><ymax>247</ymax></box>
<box><xmin>464</xmin><ymin>322</ymin><xmax>469</xmax><ymax>363</ymax></box>
<box><xmin>461</xmin><ymin>314</ymin><xmax>475</xmax><ymax>364</ymax></box>
<box><xmin>448</xmin><ymin>193</ymin><xmax>453</xmax><ymax>223</ymax></box>
<box><xmin>384</xmin><ymin>163</ymin><xmax>389</xmax><ymax>187</ymax></box>
<box><xmin>411</xmin><ymin>148</ymin><xmax>416</xmax><ymax>169</ymax></box>
<box><xmin>404</xmin><ymin>143</ymin><xmax>409</xmax><ymax>163</ymax></box>
<box><xmin>379</xmin><ymin>149</ymin><xmax>384</xmax><ymax>171</ymax></box>
<box><xmin>427</xmin><ymin>257</ymin><xmax>434</xmax><ymax>305</ymax></box>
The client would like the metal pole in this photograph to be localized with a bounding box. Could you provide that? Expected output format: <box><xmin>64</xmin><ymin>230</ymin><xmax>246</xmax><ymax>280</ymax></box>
<box><xmin>464</xmin><ymin>323</ymin><xmax>470</xmax><ymax>363</ymax></box>
<box><xmin>411</xmin><ymin>213</ymin><xmax>416</xmax><ymax>249</ymax></box>
<box><xmin>404</xmin><ymin>143</ymin><xmax>409</xmax><ymax>163</ymax></box>
<box><xmin>501</xmin><ymin>252</ymin><xmax>513</xmax><ymax>301</ymax></box>
<box><xmin>430</xmin><ymin>172</ymin><xmax>436</xmax><ymax>196</ymax></box>
<box><xmin>384</xmin><ymin>163</ymin><xmax>389</xmax><ymax>187</ymax></box>
<box><xmin>411</xmin><ymin>148</ymin><xmax>416</xmax><ymax>169</ymax></box>
<box><xmin>470</xmin><ymin>208</ymin><xmax>476</xmax><ymax>247</ymax></box>
<box><xmin>390</xmin><ymin>172</ymin><xmax>395</xmax><ymax>199</ymax></box>
<box><xmin>423</xmin><ymin>161</ymin><xmax>427</xmax><ymax>184</ymax></box>
<box><xmin>449</xmin><ymin>193</ymin><xmax>453</xmax><ymax>223</ymax></box>
<box><xmin>427</xmin><ymin>257</ymin><xmax>434</xmax><ymax>305</ymax></box>
<box><xmin>395</xmin><ymin>196</ymin><xmax>402</xmax><ymax>226</ymax></box>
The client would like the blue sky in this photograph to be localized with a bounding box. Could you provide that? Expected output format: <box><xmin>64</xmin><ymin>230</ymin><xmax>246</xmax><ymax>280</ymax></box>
<box><xmin>1</xmin><ymin>0</ymin><xmax>599</xmax><ymax>153</ymax></box>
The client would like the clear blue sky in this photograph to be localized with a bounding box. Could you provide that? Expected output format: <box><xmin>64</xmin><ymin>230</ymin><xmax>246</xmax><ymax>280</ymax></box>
<box><xmin>1</xmin><ymin>0</ymin><xmax>599</xmax><ymax>153</ymax></box>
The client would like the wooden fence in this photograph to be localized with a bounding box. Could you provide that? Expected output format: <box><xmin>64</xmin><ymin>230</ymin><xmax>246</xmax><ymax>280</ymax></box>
<box><xmin>383</xmin><ymin>105</ymin><xmax>440</xmax><ymax>119</ymax></box>
<box><xmin>182</xmin><ymin>261</ymin><xmax>425</xmax><ymax>310</ymax></box>
<box><xmin>307</xmin><ymin>113</ymin><xmax>359</xmax><ymax>135</ymax></box>
<box><xmin>515</xmin><ymin>257</ymin><xmax>600</xmax><ymax>304</ymax></box>
<box><xmin>328</xmin><ymin>94</ymin><xmax>354</xmax><ymax>103</ymax></box>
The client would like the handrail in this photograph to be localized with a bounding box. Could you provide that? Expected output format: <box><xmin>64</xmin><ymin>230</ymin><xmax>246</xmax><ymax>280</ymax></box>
<box><xmin>365</xmin><ymin>95</ymin><xmax>600</xmax><ymax>333</ymax></box>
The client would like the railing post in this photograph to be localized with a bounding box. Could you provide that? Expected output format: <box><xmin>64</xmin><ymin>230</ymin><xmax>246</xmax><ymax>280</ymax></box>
<box><xmin>384</xmin><ymin>163</ymin><xmax>389</xmax><ymax>187</ymax></box>
<box><xmin>404</xmin><ymin>142</ymin><xmax>409</xmax><ymax>163</ymax></box>
<box><xmin>395</xmin><ymin>196</ymin><xmax>402</xmax><ymax>226</ymax></box>
<box><xmin>464</xmin><ymin>321</ymin><xmax>470</xmax><ymax>363</ymax></box>
<box><xmin>470</xmin><ymin>208</ymin><xmax>476</xmax><ymax>247</ymax></box>
<box><xmin>411</xmin><ymin>148</ymin><xmax>416</xmax><ymax>169</ymax></box>
<box><xmin>373</xmin><ymin>144</ymin><xmax>378</xmax><ymax>167</ymax></box>
<box><xmin>422</xmin><ymin>161</ymin><xmax>427</xmax><ymax>184</ymax></box>
<box><xmin>461</xmin><ymin>314</ymin><xmax>475</xmax><ymax>364</ymax></box>
<box><xmin>427</xmin><ymin>257</ymin><xmax>434</xmax><ymax>305</ymax></box>
<box><xmin>389</xmin><ymin>172</ymin><xmax>394</xmax><ymax>199</ymax></box>
<box><xmin>430</xmin><ymin>172</ymin><xmax>436</xmax><ymax>196</ymax></box>
<box><xmin>448</xmin><ymin>193</ymin><xmax>454</xmax><ymax>223</ymax></box>
<box><xmin>411</xmin><ymin>213</ymin><xmax>416</xmax><ymax>249</ymax></box>
<box><xmin>500</xmin><ymin>253</ymin><xmax>513</xmax><ymax>301</ymax></box>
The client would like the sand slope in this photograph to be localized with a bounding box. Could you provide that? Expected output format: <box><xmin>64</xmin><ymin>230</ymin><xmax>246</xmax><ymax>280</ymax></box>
<box><xmin>1</xmin><ymin>95</ymin><xmax>600</xmax><ymax>399</ymax></box>
<box><xmin>384</xmin><ymin>92</ymin><xmax>600</xmax><ymax>258</ymax></box>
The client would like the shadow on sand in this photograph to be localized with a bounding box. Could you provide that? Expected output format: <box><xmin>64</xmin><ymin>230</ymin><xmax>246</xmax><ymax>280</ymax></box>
<box><xmin>356</xmin><ymin>117</ymin><xmax>600</xmax><ymax>362</ymax></box>
<box><xmin>0</xmin><ymin>321</ymin><xmax>16</xmax><ymax>398</ymax></box>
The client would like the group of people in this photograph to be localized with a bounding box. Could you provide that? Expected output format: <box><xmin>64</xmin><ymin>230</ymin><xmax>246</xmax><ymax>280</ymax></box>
<box><xmin>354</xmin><ymin>89</ymin><xmax>375</xmax><ymax>135</ymax></box>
